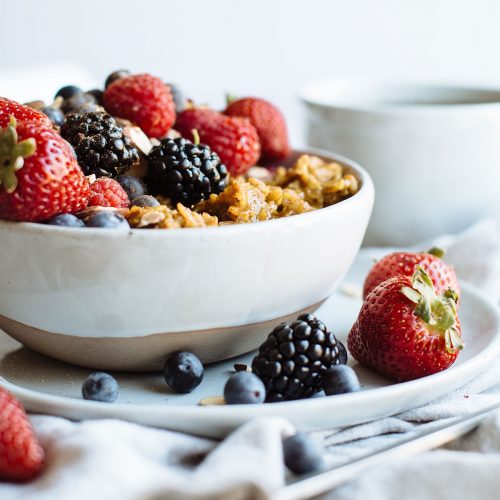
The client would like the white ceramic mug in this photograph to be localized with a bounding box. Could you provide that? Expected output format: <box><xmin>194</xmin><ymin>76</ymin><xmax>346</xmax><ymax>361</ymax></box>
<box><xmin>302</xmin><ymin>79</ymin><xmax>500</xmax><ymax>246</ymax></box>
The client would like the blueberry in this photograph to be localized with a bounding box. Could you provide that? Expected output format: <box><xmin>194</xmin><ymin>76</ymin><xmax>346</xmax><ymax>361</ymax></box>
<box><xmin>55</xmin><ymin>85</ymin><xmax>82</xmax><ymax>100</ymax></box>
<box><xmin>41</xmin><ymin>106</ymin><xmax>65</xmax><ymax>126</ymax></box>
<box><xmin>337</xmin><ymin>340</ymin><xmax>348</xmax><ymax>365</ymax></box>
<box><xmin>87</xmin><ymin>88</ymin><xmax>103</xmax><ymax>103</ymax></box>
<box><xmin>48</xmin><ymin>213</ymin><xmax>85</xmax><ymax>227</ymax></box>
<box><xmin>131</xmin><ymin>195</ymin><xmax>160</xmax><ymax>208</ymax></box>
<box><xmin>224</xmin><ymin>371</ymin><xmax>266</xmax><ymax>404</ymax></box>
<box><xmin>283</xmin><ymin>432</ymin><xmax>323</xmax><ymax>475</ymax></box>
<box><xmin>86</xmin><ymin>211</ymin><xmax>130</xmax><ymax>229</ymax></box>
<box><xmin>82</xmin><ymin>372</ymin><xmax>119</xmax><ymax>402</ymax></box>
<box><xmin>117</xmin><ymin>175</ymin><xmax>146</xmax><ymax>200</ymax></box>
<box><xmin>105</xmin><ymin>69</ymin><xmax>130</xmax><ymax>88</ymax></box>
<box><xmin>166</xmin><ymin>83</ymin><xmax>186</xmax><ymax>113</ymax></box>
<box><xmin>163</xmin><ymin>351</ymin><xmax>204</xmax><ymax>393</ymax></box>
<box><xmin>323</xmin><ymin>365</ymin><xmax>360</xmax><ymax>396</ymax></box>
<box><xmin>61</xmin><ymin>93</ymin><xmax>97</xmax><ymax>114</ymax></box>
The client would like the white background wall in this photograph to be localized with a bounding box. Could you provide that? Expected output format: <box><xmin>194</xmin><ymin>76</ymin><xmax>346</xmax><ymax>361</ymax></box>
<box><xmin>2</xmin><ymin>0</ymin><xmax>500</xmax><ymax>145</ymax></box>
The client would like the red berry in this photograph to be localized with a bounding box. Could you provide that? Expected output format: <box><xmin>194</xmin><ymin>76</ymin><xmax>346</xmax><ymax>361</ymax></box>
<box><xmin>363</xmin><ymin>248</ymin><xmax>460</xmax><ymax>303</ymax></box>
<box><xmin>175</xmin><ymin>108</ymin><xmax>261</xmax><ymax>176</ymax></box>
<box><xmin>349</xmin><ymin>266</ymin><xmax>463</xmax><ymax>382</ymax></box>
<box><xmin>0</xmin><ymin>97</ymin><xmax>51</xmax><ymax>129</ymax></box>
<box><xmin>224</xmin><ymin>97</ymin><xmax>291</xmax><ymax>164</ymax></box>
<box><xmin>103</xmin><ymin>74</ymin><xmax>176</xmax><ymax>138</ymax></box>
<box><xmin>0</xmin><ymin>387</ymin><xmax>44</xmax><ymax>481</ymax></box>
<box><xmin>0</xmin><ymin>119</ymin><xmax>90</xmax><ymax>222</ymax></box>
<box><xmin>88</xmin><ymin>178</ymin><xmax>129</xmax><ymax>208</ymax></box>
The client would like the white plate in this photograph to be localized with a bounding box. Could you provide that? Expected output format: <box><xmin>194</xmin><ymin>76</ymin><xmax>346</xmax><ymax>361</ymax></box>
<box><xmin>1</xmin><ymin>252</ymin><xmax>499</xmax><ymax>438</ymax></box>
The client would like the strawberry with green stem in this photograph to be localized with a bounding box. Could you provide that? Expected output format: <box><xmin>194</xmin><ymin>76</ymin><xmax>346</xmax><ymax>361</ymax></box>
<box><xmin>349</xmin><ymin>265</ymin><xmax>463</xmax><ymax>382</ymax></box>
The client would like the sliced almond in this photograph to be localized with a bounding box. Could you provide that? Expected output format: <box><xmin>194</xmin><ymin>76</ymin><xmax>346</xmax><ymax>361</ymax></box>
<box><xmin>199</xmin><ymin>396</ymin><xmax>225</xmax><ymax>406</ymax></box>
<box><xmin>124</xmin><ymin>126</ymin><xmax>153</xmax><ymax>156</ymax></box>
<box><xmin>138</xmin><ymin>211</ymin><xmax>166</xmax><ymax>228</ymax></box>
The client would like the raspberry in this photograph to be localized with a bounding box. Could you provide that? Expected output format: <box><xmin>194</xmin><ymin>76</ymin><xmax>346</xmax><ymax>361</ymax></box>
<box><xmin>103</xmin><ymin>73</ymin><xmax>176</xmax><ymax>138</ymax></box>
<box><xmin>88</xmin><ymin>178</ymin><xmax>129</xmax><ymax>208</ymax></box>
<box><xmin>0</xmin><ymin>387</ymin><xmax>44</xmax><ymax>481</ymax></box>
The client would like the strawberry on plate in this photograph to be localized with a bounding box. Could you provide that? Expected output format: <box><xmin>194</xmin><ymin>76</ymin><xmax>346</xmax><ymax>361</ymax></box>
<box><xmin>0</xmin><ymin>97</ymin><xmax>51</xmax><ymax>129</ymax></box>
<box><xmin>363</xmin><ymin>247</ymin><xmax>460</xmax><ymax>303</ymax></box>
<box><xmin>0</xmin><ymin>387</ymin><xmax>44</xmax><ymax>481</ymax></box>
<box><xmin>224</xmin><ymin>97</ymin><xmax>291</xmax><ymax>164</ymax></box>
<box><xmin>175</xmin><ymin>108</ymin><xmax>261</xmax><ymax>176</ymax></box>
<box><xmin>103</xmin><ymin>73</ymin><xmax>176</xmax><ymax>138</ymax></box>
<box><xmin>348</xmin><ymin>265</ymin><xmax>463</xmax><ymax>382</ymax></box>
<box><xmin>0</xmin><ymin>117</ymin><xmax>89</xmax><ymax>222</ymax></box>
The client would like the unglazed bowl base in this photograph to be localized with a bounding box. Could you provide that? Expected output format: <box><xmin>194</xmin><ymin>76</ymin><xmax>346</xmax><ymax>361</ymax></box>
<box><xmin>0</xmin><ymin>301</ymin><xmax>324</xmax><ymax>371</ymax></box>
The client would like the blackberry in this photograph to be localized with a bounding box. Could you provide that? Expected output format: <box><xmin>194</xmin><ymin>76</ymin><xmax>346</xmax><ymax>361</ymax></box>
<box><xmin>251</xmin><ymin>313</ymin><xmax>343</xmax><ymax>402</ymax></box>
<box><xmin>146</xmin><ymin>137</ymin><xmax>228</xmax><ymax>206</ymax></box>
<box><xmin>61</xmin><ymin>112</ymin><xmax>139</xmax><ymax>178</ymax></box>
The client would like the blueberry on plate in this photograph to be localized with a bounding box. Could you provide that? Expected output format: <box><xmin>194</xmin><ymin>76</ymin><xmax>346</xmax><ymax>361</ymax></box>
<box><xmin>105</xmin><ymin>69</ymin><xmax>131</xmax><ymax>89</ymax></box>
<box><xmin>48</xmin><ymin>213</ymin><xmax>85</xmax><ymax>228</ymax></box>
<box><xmin>117</xmin><ymin>175</ymin><xmax>146</xmax><ymax>200</ymax></box>
<box><xmin>86</xmin><ymin>211</ymin><xmax>130</xmax><ymax>229</ymax></box>
<box><xmin>61</xmin><ymin>93</ymin><xmax>97</xmax><ymax>114</ymax></box>
<box><xmin>55</xmin><ymin>85</ymin><xmax>82</xmax><ymax>100</ymax></box>
<box><xmin>164</xmin><ymin>351</ymin><xmax>204</xmax><ymax>393</ymax></box>
<box><xmin>130</xmin><ymin>195</ymin><xmax>160</xmax><ymax>208</ymax></box>
<box><xmin>283</xmin><ymin>432</ymin><xmax>324</xmax><ymax>475</ymax></box>
<box><xmin>323</xmin><ymin>365</ymin><xmax>360</xmax><ymax>396</ymax></box>
<box><xmin>223</xmin><ymin>371</ymin><xmax>266</xmax><ymax>404</ymax></box>
<box><xmin>82</xmin><ymin>372</ymin><xmax>119</xmax><ymax>402</ymax></box>
<box><xmin>337</xmin><ymin>340</ymin><xmax>348</xmax><ymax>365</ymax></box>
<box><xmin>41</xmin><ymin>106</ymin><xmax>65</xmax><ymax>127</ymax></box>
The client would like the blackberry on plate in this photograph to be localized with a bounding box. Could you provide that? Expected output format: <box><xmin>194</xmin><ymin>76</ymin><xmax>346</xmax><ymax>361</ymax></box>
<box><xmin>146</xmin><ymin>137</ymin><xmax>228</xmax><ymax>206</ymax></box>
<box><xmin>61</xmin><ymin>112</ymin><xmax>139</xmax><ymax>178</ymax></box>
<box><xmin>251</xmin><ymin>313</ymin><xmax>343</xmax><ymax>402</ymax></box>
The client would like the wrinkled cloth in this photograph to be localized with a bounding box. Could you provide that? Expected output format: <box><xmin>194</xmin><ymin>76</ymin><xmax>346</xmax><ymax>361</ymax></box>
<box><xmin>1</xmin><ymin>219</ymin><xmax>500</xmax><ymax>500</ymax></box>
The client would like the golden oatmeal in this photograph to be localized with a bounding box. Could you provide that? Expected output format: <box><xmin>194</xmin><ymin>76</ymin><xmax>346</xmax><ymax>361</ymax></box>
<box><xmin>125</xmin><ymin>154</ymin><xmax>359</xmax><ymax>229</ymax></box>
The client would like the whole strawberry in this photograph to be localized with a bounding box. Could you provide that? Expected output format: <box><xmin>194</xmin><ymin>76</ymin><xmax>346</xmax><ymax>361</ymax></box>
<box><xmin>0</xmin><ymin>117</ymin><xmax>89</xmax><ymax>222</ymax></box>
<box><xmin>349</xmin><ymin>266</ymin><xmax>463</xmax><ymax>382</ymax></box>
<box><xmin>0</xmin><ymin>97</ymin><xmax>51</xmax><ymax>129</ymax></box>
<box><xmin>175</xmin><ymin>108</ymin><xmax>261</xmax><ymax>176</ymax></box>
<box><xmin>224</xmin><ymin>97</ymin><xmax>291</xmax><ymax>164</ymax></box>
<box><xmin>103</xmin><ymin>73</ymin><xmax>176</xmax><ymax>138</ymax></box>
<box><xmin>363</xmin><ymin>248</ymin><xmax>460</xmax><ymax>303</ymax></box>
<box><xmin>0</xmin><ymin>387</ymin><xmax>44</xmax><ymax>481</ymax></box>
<box><xmin>88</xmin><ymin>178</ymin><xmax>129</xmax><ymax>208</ymax></box>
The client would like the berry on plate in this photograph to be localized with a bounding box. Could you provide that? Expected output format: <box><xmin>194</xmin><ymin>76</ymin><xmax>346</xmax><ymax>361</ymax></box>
<box><xmin>0</xmin><ymin>97</ymin><xmax>51</xmax><ymax>128</ymax></box>
<box><xmin>116</xmin><ymin>175</ymin><xmax>146</xmax><ymax>201</ymax></box>
<box><xmin>163</xmin><ymin>351</ymin><xmax>204</xmax><ymax>393</ymax></box>
<box><xmin>283</xmin><ymin>432</ymin><xmax>323</xmax><ymax>475</ymax></box>
<box><xmin>0</xmin><ymin>387</ymin><xmax>44</xmax><ymax>481</ymax></box>
<box><xmin>88</xmin><ymin>178</ymin><xmax>130</xmax><ymax>208</ymax></box>
<box><xmin>0</xmin><ymin>117</ymin><xmax>89</xmax><ymax>222</ymax></box>
<box><xmin>61</xmin><ymin>112</ymin><xmax>139</xmax><ymax>178</ymax></box>
<box><xmin>146</xmin><ymin>136</ymin><xmax>228</xmax><ymax>206</ymax></box>
<box><xmin>130</xmin><ymin>195</ymin><xmax>160</xmax><ymax>208</ymax></box>
<box><xmin>103</xmin><ymin>73</ymin><xmax>176</xmax><ymax>138</ymax></box>
<box><xmin>224</xmin><ymin>97</ymin><xmax>291</xmax><ymax>164</ymax></box>
<box><xmin>82</xmin><ymin>372</ymin><xmax>119</xmax><ymax>402</ymax></box>
<box><xmin>175</xmin><ymin>108</ymin><xmax>261</xmax><ymax>176</ymax></box>
<box><xmin>41</xmin><ymin>106</ymin><xmax>65</xmax><ymax>127</ymax></box>
<box><xmin>251</xmin><ymin>313</ymin><xmax>344</xmax><ymax>402</ymax></box>
<box><xmin>363</xmin><ymin>247</ymin><xmax>460</xmax><ymax>302</ymax></box>
<box><xmin>323</xmin><ymin>365</ymin><xmax>360</xmax><ymax>395</ymax></box>
<box><xmin>55</xmin><ymin>85</ymin><xmax>82</xmax><ymax>100</ymax></box>
<box><xmin>223</xmin><ymin>371</ymin><xmax>266</xmax><ymax>404</ymax></box>
<box><xmin>349</xmin><ymin>266</ymin><xmax>463</xmax><ymax>382</ymax></box>
<box><xmin>104</xmin><ymin>69</ymin><xmax>131</xmax><ymax>89</ymax></box>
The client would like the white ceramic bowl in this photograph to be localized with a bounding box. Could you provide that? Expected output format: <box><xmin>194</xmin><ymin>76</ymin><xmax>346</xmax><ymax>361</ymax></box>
<box><xmin>0</xmin><ymin>149</ymin><xmax>374</xmax><ymax>371</ymax></box>
<box><xmin>302</xmin><ymin>79</ymin><xmax>500</xmax><ymax>246</ymax></box>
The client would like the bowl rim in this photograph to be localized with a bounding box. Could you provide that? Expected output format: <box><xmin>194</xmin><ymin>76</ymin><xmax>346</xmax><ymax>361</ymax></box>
<box><xmin>0</xmin><ymin>147</ymin><xmax>374</xmax><ymax>238</ymax></box>
<box><xmin>300</xmin><ymin>77</ymin><xmax>500</xmax><ymax>113</ymax></box>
